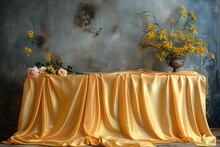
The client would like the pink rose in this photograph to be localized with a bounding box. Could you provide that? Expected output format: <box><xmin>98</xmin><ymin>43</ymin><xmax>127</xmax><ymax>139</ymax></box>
<box><xmin>57</xmin><ymin>68</ymin><xmax>67</xmax><ymax>76</ymax></box>
<box><xmin>28</xmin><ymin>66</ymin><xmax>39</xmax><ymax>78</ymax></box>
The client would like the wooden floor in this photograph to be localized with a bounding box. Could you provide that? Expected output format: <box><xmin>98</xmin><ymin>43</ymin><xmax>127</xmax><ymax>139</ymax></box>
<box><xmin>0</xmin><ymin>128</ymin><xmax>219</xmax><ymax>147</ymax></box>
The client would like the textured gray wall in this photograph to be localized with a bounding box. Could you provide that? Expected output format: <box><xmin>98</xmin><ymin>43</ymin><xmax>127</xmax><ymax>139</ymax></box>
<box><xmin>0</xmin><ymin>0</ymin><xmax>219</xmax><ymax>139</ymax></box>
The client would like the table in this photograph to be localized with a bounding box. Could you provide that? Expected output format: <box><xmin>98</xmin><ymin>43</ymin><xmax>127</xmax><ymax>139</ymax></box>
<box><xmin>4</xmin><ymin>70</ymin><xmax>216</xmax><ymax>146</ymax></box>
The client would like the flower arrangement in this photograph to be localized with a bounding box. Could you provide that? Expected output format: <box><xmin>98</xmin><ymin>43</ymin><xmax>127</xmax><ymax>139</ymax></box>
<box><xmin>24</xmin><ymin>30</ymin><xmax>80</xmax><ymax>77</ymax></box>
<box><xmin>138</xmin><ymin>6</ymin><xmax>215</xmax><ymax>64</ymax></box>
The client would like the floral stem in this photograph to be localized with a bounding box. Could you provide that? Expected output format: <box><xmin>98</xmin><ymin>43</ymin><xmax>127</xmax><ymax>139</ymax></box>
<box><xmin>138</xmin><ymin>11</ymin><xmax>161</xmax><ymax>28</ymax></box>
<box><xmin>183</xmin><ymin>14</ymin><xmax>190</xmax><ymax>28</ymax></box>
<box><xmin>136</xmin><ymin>25</ymin><xmax>148</xmax><ymax>33</ymax></box>
<box><xmin>173</xmin><ymin>14</ymin><xmax>181</xmax><ymax>30</ymax></box>
<box><xmin>34</xmin><ymin>53</ymin><xmax>45</xmax><ymax>62</ymax></box>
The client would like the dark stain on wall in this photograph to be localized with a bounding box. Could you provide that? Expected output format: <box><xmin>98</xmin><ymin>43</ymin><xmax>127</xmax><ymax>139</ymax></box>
<box><xmin>74</xmin><ymin>1</ymin><xmax>102</xmax><ymax>37</ymax></box>
<box><xmin>74</xmin><ymin>2</ymin><xmax>96</xmax><ymax>27</ymax></box>
<box><xmin>111</xmin><ymin>25</ymin><xmax>119</xmax><ymax>33</ymax></box>
<box><xmin>35</xmin><ymin>35</ymin><xmax>46</xmax><ymax>48</ymax></box>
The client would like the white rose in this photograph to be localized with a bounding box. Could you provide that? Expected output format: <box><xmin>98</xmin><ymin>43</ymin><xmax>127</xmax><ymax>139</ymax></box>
<box><xmin>28</xmin><ymin>66</ymin><xmax>39</xmax><ymax>78</ymax></box>
<box><xmin>57</xmin><ymin>68</ymin><xmax>67</xmax><ymax>76</ymax></box>
<box><xmin>39</xmin><ymin>66</ymin><xmax>47</xmax><ymax>73</ymax></box>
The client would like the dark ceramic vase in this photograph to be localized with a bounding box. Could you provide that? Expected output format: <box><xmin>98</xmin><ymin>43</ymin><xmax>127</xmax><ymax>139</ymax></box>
<box><xmin>168</xmin><ymin>55</ymin><xmax>186</xmax><ymax>72</ymax></box>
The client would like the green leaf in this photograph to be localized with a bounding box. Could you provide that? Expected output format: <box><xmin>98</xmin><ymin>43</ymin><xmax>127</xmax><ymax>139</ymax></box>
<box><xmin>35</xmin><ymin>61</ymin><xmax>44</xmax><ymax>68</ymax></box>
<box><xmin>67</xmin><ymin>65</ymin><xmax>72</xmax><ymax>70</ymax></box>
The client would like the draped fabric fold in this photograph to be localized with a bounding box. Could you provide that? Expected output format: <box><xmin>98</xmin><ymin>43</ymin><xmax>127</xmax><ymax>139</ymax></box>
<box><xmin>4</xmin><ymin>70</ymin><xmax>216</xmax><ymax>146</ymax></box>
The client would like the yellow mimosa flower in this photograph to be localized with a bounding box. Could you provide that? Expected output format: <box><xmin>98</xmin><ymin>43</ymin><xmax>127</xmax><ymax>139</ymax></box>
<box><xmin>188</xmin><ymin>44</ymin><xmax>196</xmax><ymax>53</ymax></box>
<box><xmin>159</xmin><ymin>29</ymin><xmax>167</xmax><ymax>40</ymax></box>
<box><xmin>165</xmin><ymin>42</ymin><xmax>173</xmax><ymax>50</ymax></box>
<box><xmin>189</xmin><ymin>23</ymin><xmax>198</xmax><ymax>34</ymax></box>
<box><xmin>211</xmin><ymin>53</ymin><xmax>215</xmax><ymax>59</ymax></box>
<box><xmin>169</xmin><ymin>18</ymin><xmax>175</xmax><ymax>24</ymax></box>
<box><xmin>197</xmin><ymin>46</ymin><xmax>205</xmax><ymax>54</ymax></box>
<box><xmin>47</xmin><ymin>65</ymin><xmax>57</xmax><ymax>75</ymax></box>
<box><xmin>180</xmin><ymin>6</ymin><xmax>185</xmax><ymax>10</ymax></box>
<box><xmin>169</xmin><ymin>33</ymin><xmax>176</xmax><ymax>39</ymax></box>
<box><xmin>147</xmin><ymin>23</ymin><xmax>154</xmax><ymax>30</ymax></box>
<box><xmin>139</xmin><ymin>5</ymin><xmax>214</xmax><ymax>63</ymax></box>
<box><xmin>27</xmin><ymin>30</ymin><xmax>34</xmax><ymax>38</ymax></box>
<box><xmin>192</xmin><ymin>29</ymin><xmax>198</xmax><ymax>34</ymax></box>
<box><xmin>156</xmin><ymin>53</ymin><xmax>160</xmax><ymax>59</ymax></box>
<box><xmin>187</xmin><ymin>35</ymin><xmax>196</xmax><ymax>43</ymax></box>
<box><xmin>180</xmin><ymin>6</ymin><xmax>187</xmax><ymax>20</ymax></box>
<box><xmin>161</xmin><ymin>51</ymin><xmax>166</xmax><ymax>56</ymax></box>
<box><xmin>188</xmin><ymin>11</ymin><xmax>196</xmax><ymax>21</ymax></box>
<box><xmin>24</xmin><ymin>47</ymin><xmax>32</xmax><ymax>56</ymax></box>
<box><xmin>146</xmin><ymin>29</ymin><xmax>157</xmax><ymax>39</ymax></box>
<box><xmin>176</xmin><ymin>31</ymin><xmax>185</xmax><ymax>41</ymax></box>
<box><xmin>46</xmin><ymin>52</ymin><xmax>51</xmax><ymax>62</ymax></box>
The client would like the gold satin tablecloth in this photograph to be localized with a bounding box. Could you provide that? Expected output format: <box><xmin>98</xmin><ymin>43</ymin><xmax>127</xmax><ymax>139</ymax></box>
<box><xmin>4</xmin><ymin>70</ymin><xmax>216</xmax><ymax>146</ymax></box>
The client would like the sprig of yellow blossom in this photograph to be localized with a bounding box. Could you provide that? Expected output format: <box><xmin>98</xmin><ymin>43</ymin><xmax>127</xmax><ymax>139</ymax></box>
<box><xmin>24</xmin><ymin>47</ymin><xmax>32</xmax><ymax>56</ymax></box>
<box><xmin>24</xmin><ymin>30</ymin><xmax>34</xmax><ymax>56</ymax></box>
<box><xmin>180</xmin><ymin>6</ymin><xmax>187</xmax><ymax>20</ymax></box>
<box><xmin>139</xmin><ymin>5</ymin><xmax>215</xmax><ymax>63</ymax></box>
<box><xmin>27</xmin><ymin>30</ymin><xmax>34</xmax><ymax>38</ymax></box>
<box><xmin>46</xmin><ymin>52</ymin><xmax>51</xmax><ymax>62</ymax></box>
<box><xmin>46</xmin><ymin>65</ymin><xmax>57</xmax><ymax>75</ymax></box>
<box><xmin>23</xmin><ymin>29</ymin><xmax>76</xmax><ymax>75</ymax></box>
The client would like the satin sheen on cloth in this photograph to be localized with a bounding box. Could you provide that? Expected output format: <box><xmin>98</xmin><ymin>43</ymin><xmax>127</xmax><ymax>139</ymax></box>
<box><xmin>4</xmin><ymin>70</ymin><xmax>216</xmax><ymax>147</ymax></box>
